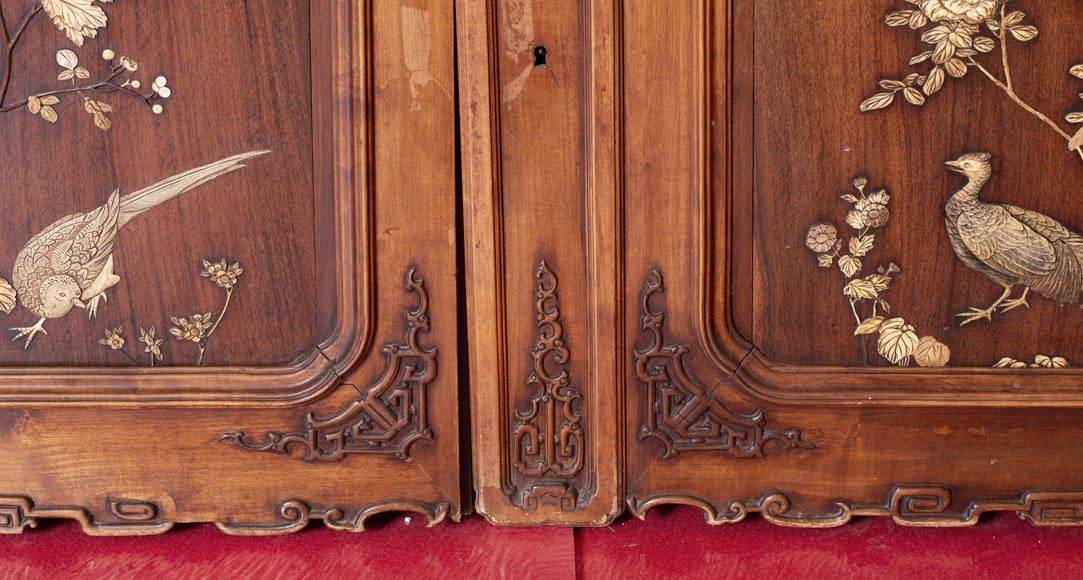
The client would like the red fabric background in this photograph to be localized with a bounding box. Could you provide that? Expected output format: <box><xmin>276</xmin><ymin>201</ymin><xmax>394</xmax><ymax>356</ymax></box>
<box><xmin>3</xmin><ymin>508</ymin><xmax>1082</xmax><ymax>579</ymax></box>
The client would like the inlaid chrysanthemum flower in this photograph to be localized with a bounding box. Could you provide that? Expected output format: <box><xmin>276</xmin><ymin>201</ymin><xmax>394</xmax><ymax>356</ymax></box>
<box><xmin>806</xmin><ymin>224</ymin><xmax>838</xmax><ymax>253</ymax></box>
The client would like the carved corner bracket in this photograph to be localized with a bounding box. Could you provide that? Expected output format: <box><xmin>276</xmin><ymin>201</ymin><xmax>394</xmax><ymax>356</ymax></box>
<box><xmin>216</xmin><ymin>498</ymin><xmax>451</xmax><ymax>536</ymax></box>
<box><xmin>510</xmin><ymin>261</ymin><xmax>586</xmax><ymax>513</ymax></box>
<box><xmin>629</xmin><ymin>486</ymin><xmax>1083</xmax><ymax>528</ymax></box>
<box><xmin>636</xmin><ymin>269</ymin><xmax>813</xmax><ymax>458</ymax></box>
<box><xmin>0</xmin><ymin>496</ymin><xmax>170</xmax><ymax>536</ymax></box>
<box><xmin>220</xmin><ymin>267</ymin><xmax>436</xmax><ymax>462</ymax></box>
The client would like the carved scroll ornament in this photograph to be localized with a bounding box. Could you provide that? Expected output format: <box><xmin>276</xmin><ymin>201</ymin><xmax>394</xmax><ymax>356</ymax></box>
<box><xmin>220</xmin><ymin>267</ymin><xmax>436</xmax><ymax>462</ymax></box>
<box><xmin>510</xmin><ymin>260</ymin><xmax>585</xmax><ymax>512</ymax></box>
<box><xmin>636</xmin><ymin>269</ymin><xmax>812</xmax><ymax>458</ymax></box>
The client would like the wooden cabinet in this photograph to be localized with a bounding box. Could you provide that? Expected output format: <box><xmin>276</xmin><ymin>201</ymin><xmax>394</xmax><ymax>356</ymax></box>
<box><xmin>461</xmin><ymin>0</ymin><xmax>1083</xmax><ymax>527</ymax></box>
<box><xmin>0</xmin><ymin>1</ymin><xmax>463</xmax><ymax>534</ymax></box>
<box><xmin>5</xmin><ymin>0</ymin><xmax>1083</xmax><ymax>534</ymax></box>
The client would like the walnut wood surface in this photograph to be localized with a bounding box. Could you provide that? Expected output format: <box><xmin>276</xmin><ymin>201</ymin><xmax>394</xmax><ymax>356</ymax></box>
<box><xmin>464</xmin><ymin>0</ymin><xmax>1083</xmax><ymax>527</ymax></box>
<box><xmin>0</xmin><ymin>0</ymin><xmax>463</xmax><ymax>533</ymax></box>
<box><xmin>0</xmin><ymin>1</ymin><xmax>316</xmax><ymax>367</ymax></box>
<box><xmin>751</xmin><ymin>0</ymin><xmax>1083</xmax><ymax>368</ymax></box>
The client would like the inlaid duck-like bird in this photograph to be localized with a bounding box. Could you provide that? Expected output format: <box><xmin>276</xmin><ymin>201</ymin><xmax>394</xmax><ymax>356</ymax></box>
<box><xmin>945</xmin><ymin>152</ymin><xmax>1083</xmax><ymax>326</ymax></box>
<box><xmin>7</xmin><ymin>150</ymin><xmax>271</xmax><ymax>348</ymax></box>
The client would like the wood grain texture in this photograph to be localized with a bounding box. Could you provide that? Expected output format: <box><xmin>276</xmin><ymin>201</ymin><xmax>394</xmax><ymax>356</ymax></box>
<box><xmin>0</xmin><ymin>0</ymin><xmax>462</xmax><ymax>533</ymax></box>
<box><xmin>622</xmin><ymin>0</ymin><xmax>1083</xmax><ymax>528</ymax></box>
<box><xmin>460</xmin><ymin>0</ymin><xmax>623</xmax><ymax>525</ymax></box>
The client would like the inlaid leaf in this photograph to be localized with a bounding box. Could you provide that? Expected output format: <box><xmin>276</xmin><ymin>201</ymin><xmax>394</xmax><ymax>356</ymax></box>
<box><xmin>903</xmin><ymin>87</ymin><xmax>926</xmax><ymax>106</ymax></box>
<box><xmin>39</xmin><ymin>105</ymin><xmax>58</xmax><ymax>123</ymax></box>
<box><xmin>83</xmin><ymin>97</ymin><xmax>112</xmax><ymax>131</ymax></box>
<box><xmin>854</xmin><ymin>317</ymin><xmax>884</xmax><ymax>336</ymax></box>
<box><xmin>1066</xmin><ymin>113</ymin><xmax>1083</xmax><ymax>124</ymax></box>
<box><xmin>973</xmin><ymin>37</ymin><xmax>996</xmax><ymax>53</ymax></box>
<box><xmin>910</xmin><ymin>51</ymin><xmax>932</xmax><ymax>65</ymax></box>
<box><xmin>817</xmin><ymin>254</ymin><xmax>834</xmax><ymax>268</ymax></box>
<box><xmin>944</xmin><ymin>58</ymin><xmax>967</xmax><ymax>79</ymax></box>
<box><xmin>55</xmin><ymin>48</ymin><xmax>78</xmax><ymax>70</ymax></box>
<box><xmin>885</xmin><ymin>10</ymin><xmax>913</xmax><ymax>27</ymax></box>
<box><xmin>1009</xmin><ymin>26</ymin><xmax>1038</xmax><ymax>42</ymax></box>
<box><xmin>931</xmin><ymin>41</ymin><xmax>955</xmax><ymax>65</ymax></box>
<box><xmin>923</xmin><ymin>66</ymin><xmax>945</xmax><ymax>96</ymax></box>
<box><xmin>877</xmin><ymin>318</ymin><xmax>919</xmax><ymax>366</ymax></box>
<box><xmin>1072</xmin><ymin>65</ymin><xmax>1083</xmax><ymax>80</ymax></box>
<box><xmin>993</xmin><ymin>357</ymin><xmax>1027</xmax><ymax>369</ymax></box>
<box><xmin>844</xmin><ymin>279</ymin><xmax>879</xmax><ymax>301</ymax></box>
<box><xmin>838</xmin><ymin>255</ymin><xmax>861</xmax><ymax>278</ymax></box>
<box><xmin>860</xmin><ymin>92</ymin><xmax>895</xmax><ymax>112</ymax></box>
<box><xmin>1069</xmin><ymin>127</ymin><xmax>1083</xmax><ymax>151</ymax></box>
<box><xmin>849</xmin><ymin>235</ymin><xmax>875</xmax><ymax>257</ymax></box>
<box><xmin>913</xmin><ymin>336</ymin><xmax>950</xmax><ymax>367</ymax></box>
<box><xmin>1003</xmin><ymin>11</ymin><xmax>1026</xmax><ymax>27</ymax></box>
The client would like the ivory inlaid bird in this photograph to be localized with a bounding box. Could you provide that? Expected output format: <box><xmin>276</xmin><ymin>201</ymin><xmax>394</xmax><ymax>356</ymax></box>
<box><xmin>945</xmin><ymin>152</ymin><xmax>1083</xmax><ymax>326</ymax></box>
<box><xmin>8</xmin><ymin>150</ymin><xmax>271</xmax><ymax>348</ymax></box>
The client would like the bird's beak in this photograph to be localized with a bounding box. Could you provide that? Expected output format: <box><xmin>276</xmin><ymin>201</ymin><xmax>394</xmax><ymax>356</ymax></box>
<box><xmin>945</xmin><ymin>160</ymin><xmax>964</xmax><ymax>172</ymax></box>
<box><xmin>73</xmin><ymin>298</ymin><xmax>86</xmax><ymax>309</ymax></box>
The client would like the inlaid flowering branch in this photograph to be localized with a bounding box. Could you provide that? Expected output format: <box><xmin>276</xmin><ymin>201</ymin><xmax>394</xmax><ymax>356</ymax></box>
<box><xmin>0</xmin><ymin>0</ymin><xmax>173</xmax><ymax>130</ymax></box>
<box><xmin>861</xmin><ymin>0</ymin><xmax>1083</xmax><ymax>162</ymax></box>
<box><xmin>805</xmin><ymin>177</ymin><xmax>950</xmax><ymax>367</ymax></box>
<box><xmin>99</xmin><ymin>258</ymin><xmax>244</xmax><ymax>366</ymax></box>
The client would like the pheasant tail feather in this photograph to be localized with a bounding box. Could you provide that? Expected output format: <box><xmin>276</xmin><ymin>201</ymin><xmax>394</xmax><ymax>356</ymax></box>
<box><xmin>118</xmin><ymin>150</ymin><xmax>272</xmax><ymax>227</ymax></box>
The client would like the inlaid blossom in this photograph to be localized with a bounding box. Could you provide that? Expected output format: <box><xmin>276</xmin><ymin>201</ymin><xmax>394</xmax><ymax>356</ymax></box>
<box><xmin>98</xmin><ymin>326</ymin><xmax>124</xmax><ymax>350</ymax></box>
<box><xmin>919</xmin><ymin>0</ymin><xmax>1000</xmax><ymax>25</ymax></box>
<box><xmin>139</xmin><ymin>325</ymin><xmax>163</xmax><ymax>361</ymax></box>
<box><xmin>201</xmin><ymin>259</ymin><xmax>244</xmax><ymax>290</ymax></box>
<box><xmin>169</xmin><ymin>313</ymin><xmax>214</xmax><ymax>343</ymax></box>
<box><xmin>806</xmin><ymin>224</ymin><xmax>838</xmax><ymax>253</ymax></box>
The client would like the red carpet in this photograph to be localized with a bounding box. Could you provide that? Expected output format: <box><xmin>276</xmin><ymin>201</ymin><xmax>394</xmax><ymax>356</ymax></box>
<box><xmin>3</xmin><ymin>507</ymin><xmax>1082</xmax><ymax>579</ymax></box>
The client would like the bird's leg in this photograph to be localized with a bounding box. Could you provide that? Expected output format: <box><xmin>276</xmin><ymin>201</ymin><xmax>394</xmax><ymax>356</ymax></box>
<box><xmin>957</xmin><ymin>284</ymin><xmax>1014</xmax><ymax>327</ymax></box>
<box><xmin>9</xmin><ymin>318</ymin><xmax>47</xmax><ymax>350</ymax></box>
<box><xmin>999</xmin><ymin>287</ymin><xmax>1031</xmax><ymax>313</ymax></box>
<box><xmin>82</xmin><ymin>255</ymin><xmax>122</xmax><ymax>320</ymax></box>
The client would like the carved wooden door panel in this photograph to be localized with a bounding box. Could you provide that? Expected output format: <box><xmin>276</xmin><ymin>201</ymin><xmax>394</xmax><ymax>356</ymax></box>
<box><xmin>461</xmin><ymin>0</ymin><xmax>1083</xmax><ymax>526</ymax></box>
<box><xmin>0</xmin><ymin>0</ymin><xmax>463</xmax><ymax>534</ymax></box>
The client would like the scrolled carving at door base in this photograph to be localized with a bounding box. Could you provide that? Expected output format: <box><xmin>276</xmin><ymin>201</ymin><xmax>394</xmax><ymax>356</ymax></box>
<box><xmin>220</xmin><ymin>267</ymin><xmax>436</xmax><ymax>462</ymax></box>
<box><xmin>636</xmin><ymin>269</ymin><xmax>813</xmax><ymax>458</ymax></box>
<box><xmin>0</xmin><ymin>496</ymin><xmax>171</xmax><ymax>535</ymax></box>
<box><xmin>510</xmin><ymin>261</ymin><xmax>585</xmax><ymax>512</ymax></box>
<box><xmin>215</xmin><ymin>498</ymin><xmax>451</xmax><ymax>536</ymax></box>
<box><xmin>629</xmin><ymin>486</ymin><xmax>1083</xmax><ymax>528</ymax></box>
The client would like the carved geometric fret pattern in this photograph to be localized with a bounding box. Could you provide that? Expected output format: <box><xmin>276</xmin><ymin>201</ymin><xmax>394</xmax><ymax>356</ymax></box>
<box><xmin>635</xmin><ymin>269</ymin><xmax>813</xmax><ymax>458</ymax></box>
<box><xmin>510</xmin><ymin>260</ymin><xmax>585</xmax><ymax>512</ymax></box>
<box><xmin>629</xmin><ymin>486</ymin><xmax>1083</xmax><ymax>528</ymax></box>
<box><xmin>219</xmin><ymin>267</ymin><xmax>436</xmax><ymax>462</ymax></box>
<box><xmin>0</xmin><ymin>496</ymin><xmax>170</xmax><ymax>535</ymax></box>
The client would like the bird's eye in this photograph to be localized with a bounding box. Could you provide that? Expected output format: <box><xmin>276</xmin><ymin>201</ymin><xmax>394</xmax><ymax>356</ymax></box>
<box><xmin>58</xmin><ymin>292</ymin><xmax>66</xmax><ymax>298</ymax></box>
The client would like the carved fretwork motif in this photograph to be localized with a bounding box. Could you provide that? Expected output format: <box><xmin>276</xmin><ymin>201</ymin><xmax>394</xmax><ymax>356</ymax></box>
<box><xmin>510</xmin><ymin>261</ymin><xmax>584</xmax><ymax>512</ymax></box>
<box><xmin>216</xmin><ymin>499</ymin><xmax>450</xmax><ymax>536</ymax></box>
<box><xmin>629</xmin><ymin>486</ymin><xmax>1083</xmax><ymax>528</ymax></box>
<box><xmin>220</xmin><ymin>267</ymin><xmax>436</xmax><ymax>462</ymax></box>
<box><xmin>636</xmin><ymin>269</ymin><xmax>813</xmax><ymax>458</ymax></box>
<box><xmin>0</xmin><ymin>496</ymin><xmax>170</xmax><ymax>535</ymax></box>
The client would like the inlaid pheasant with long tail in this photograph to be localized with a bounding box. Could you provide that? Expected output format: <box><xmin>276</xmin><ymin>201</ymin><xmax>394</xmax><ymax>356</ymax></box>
<box><xmin>945</xmin><ymin>152</ymin><xmax>1083</xmax><ymax>326</ymax></box>
<box><xmin>5</xmin><ymin>150</ymin><xmax>271</xmax><ymax>348</ymax></box>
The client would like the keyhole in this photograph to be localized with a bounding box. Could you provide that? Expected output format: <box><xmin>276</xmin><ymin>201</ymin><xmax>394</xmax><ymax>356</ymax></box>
<box><xmin>533</xmin><ymin>45</ymin><xmax>549</xmax><ymax>68</ymax></box>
